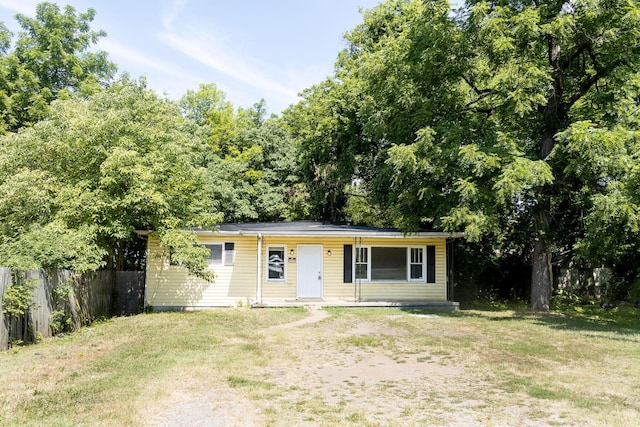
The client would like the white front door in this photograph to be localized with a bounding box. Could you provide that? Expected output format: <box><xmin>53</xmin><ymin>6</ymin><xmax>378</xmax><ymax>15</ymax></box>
<box><xmin>297</xmin><ymin>244</ymin><xmax>323</xmax><ymax>298</ymax></box>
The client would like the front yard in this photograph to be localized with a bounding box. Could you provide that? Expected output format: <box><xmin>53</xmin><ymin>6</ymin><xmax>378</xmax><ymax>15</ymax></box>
<box><xmin>1</xmin><ymin>306</ymin><xmax>639</xmax><ymax>426</ymax></box>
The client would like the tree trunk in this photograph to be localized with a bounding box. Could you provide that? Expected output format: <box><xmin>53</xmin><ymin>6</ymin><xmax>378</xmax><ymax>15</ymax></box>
<box><xmin>531</xmin><ymin>238</ymin><xmax>552</xmax><ymax>311</ymax></box>
<box><xmin>530</xmin><ymin>126</ymin><xmax>556</xmax><ymax>311</ymax></box>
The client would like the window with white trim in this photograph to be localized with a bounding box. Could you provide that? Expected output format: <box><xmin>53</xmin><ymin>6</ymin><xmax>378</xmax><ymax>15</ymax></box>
<box><xmin>351</xmin><ymin>246</ymin><xmax>435</xmax><ymax>283</ymax></box>
<box><xmin>410</xmin><ymin>247</ymin><xmax>424</xmax><ymax>281</ymax></box>
<box><xmin>267</xmin><ymin>246</ymin><xmax>286</xmax><ymax>281</ymax></box>
<box><xmin>203</xmin><ymin>242</ymin><xmax>235</xmax><ymax>267</ymax></box>
<box><xmin>371</xmin><ymin>247</ymin><xmax>407</xmax><ymax>280</ymax></box>
<box><xmin>205</xmin><ymin>244</ymin><xmax>223</xmax><ymax>265</ymax></box>
<box><xmin>355</xmin><ymin>247</ymin><xmax>369</xmax><ymax>280</ymax></box>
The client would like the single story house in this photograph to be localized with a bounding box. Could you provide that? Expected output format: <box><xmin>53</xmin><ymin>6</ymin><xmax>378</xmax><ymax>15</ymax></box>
<box><xmin>137</xmin><ymin>222</ymin><xmax>463</xmax><ymax>310</ymax></box>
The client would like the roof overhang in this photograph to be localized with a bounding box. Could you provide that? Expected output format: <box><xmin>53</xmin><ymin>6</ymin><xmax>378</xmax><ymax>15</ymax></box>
<box><xmin>198</xmin><ymin>230</ymin><xmax>462</xmax><ymax>238</ymax></box>
<box><xmin>134</xmin><ymin>224</ymin><xmax>464</xmax><ymax>239</ymax></box>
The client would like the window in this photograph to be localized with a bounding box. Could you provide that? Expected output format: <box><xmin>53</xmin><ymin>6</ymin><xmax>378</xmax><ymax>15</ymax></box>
<box><xmin>410</xmin><ymin>247</ymin><xmax>424</xmax><ymax>280</ymax></box>
<box><xmin>355</xmin><ymin>247</ymin><xmax>369</xmax><ymax>280</ymax></box>
<box><xmin>348</xmin><ymin>245</ymin><xmax>435</xmax><ymax>283</ymax></box>
<box><xmin>371</xmin><ymin>247</ymin><xmax>406</xmax><ymax>281</ymax></box>
<box><xmin>205</xmin><ymin>244</ymin><xmax>223</xmax><ymax>265</ymax></box>
<box><xmin>267</xmin><ymin>246</ymin><xmax>286</xmax><ymax>281</ymax></box>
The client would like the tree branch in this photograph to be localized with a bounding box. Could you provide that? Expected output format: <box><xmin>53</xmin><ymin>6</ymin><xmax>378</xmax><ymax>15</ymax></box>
<box><xmin>465</xmin><ymin>89</ymin><xmax>498</xmax><ymax>109</ymax></box>
<box><xmin>566</xmin><ymin>55</ymin><xmax>630</xmax><ymax>110</ymax></box>
<box><xmin>461</xmin><ymin>74</ymin><xmax>494</xmax><ymax>96</ymax></box>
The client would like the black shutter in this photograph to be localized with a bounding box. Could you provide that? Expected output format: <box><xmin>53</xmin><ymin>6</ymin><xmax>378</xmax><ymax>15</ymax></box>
<box><xmin>427</xmin><ymin>245</ymin><xmax>436</xmax><ymax>283</ymax></box>
<box><xmin>343</xmin><ymin>245</ymin><xmax>353</xmax><ymax>283</ymax></box>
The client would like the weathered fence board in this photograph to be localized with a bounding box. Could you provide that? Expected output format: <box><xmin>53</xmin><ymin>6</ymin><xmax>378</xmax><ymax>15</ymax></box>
<box><xmin>1</xmin><ymin>269</ymin><xmax>145</xmax><ymax>350</ymax></box>
<box><xmin>0</xmin><ymin>267</ymin><xmax>10</xmax><ymax>350</ymax></box>
<box><xmin>26</xmin><ymin>269</ymin><xmax>54</xmax><ymax>340</ymax></box>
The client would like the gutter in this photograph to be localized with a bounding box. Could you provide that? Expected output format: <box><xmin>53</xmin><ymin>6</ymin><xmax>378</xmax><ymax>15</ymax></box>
<box><xmin>133</xmin><ymin>229</ymin><xmax>465</xmax><ymax>239</ymax></box>
<box><xmin>179</xmin><ymin>231</ymin><xmax>464</xmax><ymax>239</ymax></box>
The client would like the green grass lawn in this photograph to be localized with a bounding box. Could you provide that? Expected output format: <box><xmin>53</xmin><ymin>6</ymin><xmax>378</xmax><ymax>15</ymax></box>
<box><xmin>1</xmin><ymin>305</ymin><xmax>638</xmax><ymax>426</ymax></box>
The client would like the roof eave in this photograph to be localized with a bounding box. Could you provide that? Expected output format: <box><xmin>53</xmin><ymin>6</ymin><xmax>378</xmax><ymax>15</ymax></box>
<box><xmin>134</xmin><ymin>229</ymin><xmax>465</xmax><ymax>239</ymax></box>
<box><xmin>194</xmin><ymin>230</ymin><xmax>464</xmax><ymax>238</ymax></box>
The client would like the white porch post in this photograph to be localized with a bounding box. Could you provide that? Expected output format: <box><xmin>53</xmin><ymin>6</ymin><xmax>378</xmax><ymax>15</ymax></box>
<box><xmin>256</xmin><ymin>233</ymin><xmax>263</xmax><ymax>304</ymax></box>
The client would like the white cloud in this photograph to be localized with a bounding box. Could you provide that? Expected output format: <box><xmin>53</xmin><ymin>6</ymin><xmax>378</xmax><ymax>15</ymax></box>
<box><xmin>97</xmin><ymin>38</ymin><xmax>204</xmax><ymax>99</ymax></box>
<box><xmin>156</xmin><ymin>3</ymin><xmax>306</xmax><ymax>111</ymax></box>
<box><xmin>162</xmin><ymin>31</ymin><xmax>296</xmax><ymax>94</ymax></box>
<box><xmin>98</xmin><ymin>38</ymin><xmax>186</xmax><ymax>78</ymax></box>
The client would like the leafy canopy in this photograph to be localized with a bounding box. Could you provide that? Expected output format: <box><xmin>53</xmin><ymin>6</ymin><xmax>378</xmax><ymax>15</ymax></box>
<box><xmin>0</xmin><ymin>78</ymin><xmax>220</xmax><ymax>278</ymax></box>
<box><xmin>0</xmin><ymin>2</ymin><xmax>115</xmax><ymax>132</ymax></box>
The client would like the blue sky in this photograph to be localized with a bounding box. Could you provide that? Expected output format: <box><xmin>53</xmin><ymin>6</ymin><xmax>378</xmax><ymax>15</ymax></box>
<box><xmin>0</xmin><ymin>0</ymin><xmax>387</xmax><ymax>113</ymax></box>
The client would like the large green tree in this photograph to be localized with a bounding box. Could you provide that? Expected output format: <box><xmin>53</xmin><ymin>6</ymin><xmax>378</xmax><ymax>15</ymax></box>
<box><xmin>289</xmin><ymin>0</ymin><xmax>640</xmax><ymax>309</ymax></box>
<box><xmin>461</xmin><ymin>0</ymin><xmax>640</xmax><ymax>309</ymax></box>
<box><xmin>181</xmin><ymin>84</ymin><xmax>299</xmax><ymax>222</ymax></box>
<box><xmin>0</xmin><ymin>78</ymin><xmax>220</xmax><ymax>278</ymax></box>
<box><xmin>0</xmin><ymin>2</ymin><xmax>115</xmax><ymax>132</ymax></box>
<box><xmin>284</xmin><ymin>78</ymin><xmax>365</xmax><ymax>221</ymax></box>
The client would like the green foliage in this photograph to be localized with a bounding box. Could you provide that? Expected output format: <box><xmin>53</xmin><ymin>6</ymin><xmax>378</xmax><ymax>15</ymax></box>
<box><xmin>179</xmin><ymin>83</ymin><xmax>237</xmax><ymax>155</ymax></box>
<box><xmin>49</xmin><ymin>309</ymin><xmax>71</xmax><ymax>335</ymax></box>
<box><xmin>283</xmin><ymin>78</ymin><xmax>365</xmax><ymax>222</ymax></box>
<box><xmin>182</xmin><ymin>84</ymin><xmax>299</xmax><ymax>222</ymax></box>
<box><xmin>0</xmin><ymin>2</ymin><xmax>116</xmax><ymax>132</ymax></box>
<box><xmin>2</xmin><ymin>277</ymin><xmax>36</xmax><ymax>318</ymax></box>
<box><xmin>287</xmin><ymin>0</ymin><xmax>640</xmax><ymax>308</ymax></box>
<box><xmin>209</xmin><ymin>119</ymin><xmax>299</xmax><ymax>222</ymax></box>
<box><xmin>50</xmin><ymin>278</ymin><xmax>74</xmax><ymax>334</ymax></box>
<box><xmin>155</xmin><ymin>228</ymin><xmax>214</xmax><ymax>282</ymax></box>
<box><xmin>551</xmin><ymin>289</ymin><xmax>589</xmax><ymax>310</ymax></box>
<box><xmin>0</xmin><ymin>78</ymin><xmax>221</xmax><ymax>278</ymax></box>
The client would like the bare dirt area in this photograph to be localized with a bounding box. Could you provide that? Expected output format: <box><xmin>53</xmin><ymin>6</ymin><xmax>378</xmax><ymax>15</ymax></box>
<box><xmin>144</xmin><ymin>307</ymin><xmax>587</xmax><ymax>427</ymax></box>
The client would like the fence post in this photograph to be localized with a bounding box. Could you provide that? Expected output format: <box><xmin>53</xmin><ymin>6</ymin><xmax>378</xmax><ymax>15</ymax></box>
<box><xmin>0</xmin><ymin>267</ymin><xmax>10</xmax><ymax>350</ymax></box>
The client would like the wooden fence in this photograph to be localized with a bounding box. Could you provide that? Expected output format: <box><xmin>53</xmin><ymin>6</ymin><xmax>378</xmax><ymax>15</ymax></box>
<box><xmin>0</xmin><ymin>268</ymin><xmax>144</xmax><ymax>350</ymax></box>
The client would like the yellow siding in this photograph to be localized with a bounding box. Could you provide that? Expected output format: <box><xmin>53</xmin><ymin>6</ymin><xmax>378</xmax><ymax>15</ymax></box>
<box><xmin>145</xmin><ymin>234</ymin><xmax>449</xmax><ymax>309</ymax></box>
<box><xmin>259</xmin><ymin>236</ymin><xmax>447</xmax><ymax>303</ymax></box>
<box><xmin>145</xmin><ymin>235</ymin><xmax>258</xmax><ymax>308</ymax></box>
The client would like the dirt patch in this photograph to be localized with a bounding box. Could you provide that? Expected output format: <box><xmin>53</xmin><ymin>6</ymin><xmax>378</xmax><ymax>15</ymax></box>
<box><xmin>142</xmin><ymin>308</ymin><xmax>584</xmax><ymax>426</ymax></box>
<box><xmin>144</xmin><ymin>307</ymin><xmax>486</xmax><ymax>426</ymax></box>
<box><xmin>149</xmin><ymin>386</ymin><xmax>260</xmax><ymax>427</ymax></box>
<box><xmin>267</xmin><ymin>305</ymin><xmax>329</xmax><ymax>330</ymax></box>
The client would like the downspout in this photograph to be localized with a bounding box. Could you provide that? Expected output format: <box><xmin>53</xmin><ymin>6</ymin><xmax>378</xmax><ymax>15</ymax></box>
<box><xmin>256</xmin><ymin>233</ymin><xmax>263</xmax><ymax>305</ymax></box>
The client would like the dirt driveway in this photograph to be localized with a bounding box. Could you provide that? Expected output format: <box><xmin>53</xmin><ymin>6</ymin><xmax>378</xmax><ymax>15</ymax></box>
<box><xmin>145</xmin><ymin>307</ymin><xmax>550</xmax><ymax>427</ymax></box>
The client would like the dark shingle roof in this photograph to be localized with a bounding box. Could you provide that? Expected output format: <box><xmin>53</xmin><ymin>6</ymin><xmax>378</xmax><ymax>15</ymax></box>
<box><xmin>211</xmin><ymin>221</ymin><xmax>462</xmax><ymax>238</ymax></box>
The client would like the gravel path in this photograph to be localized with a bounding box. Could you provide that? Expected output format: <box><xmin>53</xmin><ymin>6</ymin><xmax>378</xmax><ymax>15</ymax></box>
<box><xmin>149</xmin><ymin>306</ymin><xmax>329</xmax><ymax>427</ymax></box>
